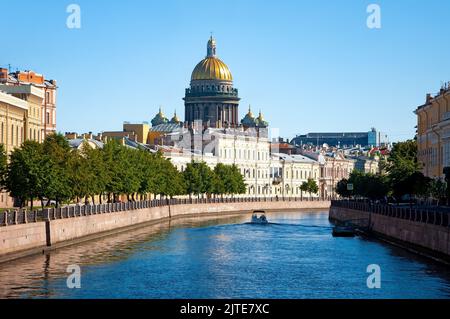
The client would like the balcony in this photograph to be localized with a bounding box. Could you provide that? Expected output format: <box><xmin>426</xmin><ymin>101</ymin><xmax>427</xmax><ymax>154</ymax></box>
<box><xmin>272</xmin><ymin>176</ymin><xmax>283</xmax><ymax>185</ymax></box>
<box><xmin>185</xmin><ymin>88</ymin><xmax>239</xmax><ymax>98</ymax></box>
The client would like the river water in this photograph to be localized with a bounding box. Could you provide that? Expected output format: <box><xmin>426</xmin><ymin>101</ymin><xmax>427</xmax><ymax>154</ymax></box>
<box><xmin>1</xmin><ymin>210</ymin><xmax>450</xmax><ymax>299</ymax></box>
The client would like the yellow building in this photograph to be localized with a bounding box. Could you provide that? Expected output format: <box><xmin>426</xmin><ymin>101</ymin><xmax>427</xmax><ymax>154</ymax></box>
<box><xmin>0</xmin><ymin>91</ymin><xmax>31</xmax><ymax>207</ymax></box>
<box><xmin>123</xmin><ymin>122</ymin><xmax>150</xmax><ymax>144</ymax></box>
<box><xmin>415</xmin><ymin>84</ymin><xmax>450</xmax><ymax>178</ymax></box>
<box><xmin>0</xmin><ymin>68</ymin><xmax>57</xmax><ymax>138</ymax></box>
<box><xmin>0</xmin><ymin>84</ymin><xmax>44</xmax><ymax>145</ymax></box>
<box><xmin>0</xmin><ymin>67</ymin><xmax>57</xmax><ymax>208</ymax></box>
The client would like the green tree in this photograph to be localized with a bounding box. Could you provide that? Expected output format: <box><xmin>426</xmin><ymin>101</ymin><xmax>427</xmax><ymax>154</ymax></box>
<box><xmin>305</xmin><ymin>178</ymin><xmax>319</xmax><ymax>197</ymax></box>
<box><xmin>42</xmin><ymin>133</ymin><xmax>72</xmax><ymax>207</ymax></box>
<box><xmin>102</xmin><ymin>140</ymin><xmax>125</xmax><ymax>202</ymax></box>
<box><xmin>5</xmin><ymin>141</ymin><xmax>47</xmax><ymax>209</ymax></box>
<box><xmin>0</xmin><ymin>144</ymin><xmax>7</xmax><ymax>190</ymax></box>
<box><xmin>84</xmin><ymin>145</ymin><xmax>108</xmax><ymax>204</ymax></box>
<box><xmin>363</xmin><ymin>174</ymin><xmax>389</xmax><ymax>200</ymax></box>
<box><xmin>392</xmin><ymin>171</ymin><xmax>432</xmax><ymax>205</ymax></box>
<box><xmin>160</xmin><ymin>158</ymin><xmax>186</xmax><ymax>198</ymax></box>
<box><xmin>197</xmin><ymin>162</ymin><xmax>214</xmax><ymax>198</ymax></box>
<box><xmin>119</xmin><ymin>147</ymin><xmax>142</xmax><ymax>201</ymax></box>
<box><xmin>385</xmin><ymin>140</ymin><xmax>421</xmax><ymax>201</ymax></box>
<box><xmin>229</xmin><ymin>164</ymin><xmax>246</xmax><ymax>195</ymax></box>
<box><xmin>430</xmin><ymin>178</ymin><xmax>447</xmax><ymax>206</ymax></box>
<box><xmin>300</xmin><ymin>182</ymin><xmax>308</xmax><ymax>199</ymax></box>
<box><xmin>148</xmin><ymin>151</ymin><xmax>167</xmax><ymax>199</ymax></box>
<box><xmin>183</xmin><ymin>161</ymin><xmax>203</xmax><ymax>198</ymax></box>
<box><xmin>443</xmin><ymin>167</ymin><xmax>450</xmax><ymax>205</ymax></box>
<box><xmin>213</xmin><ymin>163</ymin><xmax>228</xmax><ymax>197</ymax></box>
<box><xmin>342</xmin><ymin>171</ymin><xmax>389</xmax><ymax>200</ymax></box>
<box><xmin>336</xmin><ymin>178</ymin><xmax>351</xmax><ymax>198</ymax></box>
<box><xmin>136</xmin><ymin>149</ymin><xmax>155</xmax><ymax>200</ymax></box>
<box><xmin>67</xmin><ymin>148</ymin><xmax>92</xmax><ymax>204</ymax></box>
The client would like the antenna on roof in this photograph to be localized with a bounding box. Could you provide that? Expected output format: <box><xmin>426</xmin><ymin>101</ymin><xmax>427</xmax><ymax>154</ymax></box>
<box><xmin>8</xmin><ymin>64</ymin><xmax>11</xmax><ymax>73</ymax></box>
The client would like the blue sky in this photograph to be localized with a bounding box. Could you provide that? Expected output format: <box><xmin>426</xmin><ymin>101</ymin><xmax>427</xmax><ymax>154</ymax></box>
<box><xmin>3</xmin><ymin>0</ymin><xmax>450</xmax><ymax>142</ymax></box>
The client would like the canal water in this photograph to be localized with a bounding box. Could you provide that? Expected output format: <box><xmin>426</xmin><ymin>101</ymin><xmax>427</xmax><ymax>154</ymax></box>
<box><xmin>1</xmin><ymin>211</ymin><xmax>450</xmax><ymax>299</ymax></box>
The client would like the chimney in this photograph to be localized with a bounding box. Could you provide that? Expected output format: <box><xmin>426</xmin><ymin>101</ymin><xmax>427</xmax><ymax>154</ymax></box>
<box><xmin>0</xmin><ymin>68</ymin><xmax>8</xmax><ymax>83</ymax></box>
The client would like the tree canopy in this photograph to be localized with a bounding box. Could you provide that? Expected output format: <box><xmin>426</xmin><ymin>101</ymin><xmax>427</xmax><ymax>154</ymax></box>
<box><xmin>0</xmin><ymin>134</ymin><xmax>248</xmax><ymax>208</ymax></box>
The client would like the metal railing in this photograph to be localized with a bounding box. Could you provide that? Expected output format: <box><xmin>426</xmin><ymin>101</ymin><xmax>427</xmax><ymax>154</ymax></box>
<box><xmin>0</xmin><ymin>196</ymin><xmax>331</xmax><ymax>227</ymax></box>
<box><xmin>331</xmin><ymin>200</ymin><xmax>450</xmax><ymax>227</ymax></box>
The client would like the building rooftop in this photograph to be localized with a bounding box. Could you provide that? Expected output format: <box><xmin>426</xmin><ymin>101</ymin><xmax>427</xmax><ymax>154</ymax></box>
<box><xmin>68</xmin><ymin>138</ymin><xmax>104</xmax><ymax>149</ymax></box>
<box><xmin>271</xmin><ymin>152</ymin><xmax>318</xmax><ymax>164</ymax></box>
<box><xmin>150</xmin><ymin>123</ymin><xmax>183</xmax><ymax>133</ymax></box>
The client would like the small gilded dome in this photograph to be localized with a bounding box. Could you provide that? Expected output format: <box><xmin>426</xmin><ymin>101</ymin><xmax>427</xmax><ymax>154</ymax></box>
<box><xmin>241</xmin><ymin>105</ymin><xmax>257</xmax><ymax>127</ymax></box>
<box><xmin>191</xmin><ymin>36</ymin><xmax>233</xmax><ymax>82</ymax></box>
<box><xmin>151</xmin><ymin>107</ymin><xmax>169</xmax><ymax>127</ymax></box>
<box><xmin>169</xmin><ymin>111</ymin><xmax>181</xmax><ymax>124</ymax></box>
<box><xmin>256</xmin><ymin>111</ymin><xmax>269</xmax><ymax>128</ymax></box>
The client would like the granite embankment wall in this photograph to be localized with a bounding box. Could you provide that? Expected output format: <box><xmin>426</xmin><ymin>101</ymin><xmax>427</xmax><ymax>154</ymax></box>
<box><xmin>1</xmin><ymin>199</ymin><xmax>330</xmax><ymax>260</ymax></box>
<box><xmin>329</xmin><ymin>201</ymin><xmax>450</xmax><ymax>261</ymax></box>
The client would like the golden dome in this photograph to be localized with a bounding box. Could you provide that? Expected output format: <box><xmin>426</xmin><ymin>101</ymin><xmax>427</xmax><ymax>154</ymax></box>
<box><xmin>191</xmin><ymin>57</ymin><xmax>233</xmax><ymax>81</ymax></box>
<box><xmin>191</xmin><ymin>36</ymin><xmax>233</xmax><ymax>82</ymax></box>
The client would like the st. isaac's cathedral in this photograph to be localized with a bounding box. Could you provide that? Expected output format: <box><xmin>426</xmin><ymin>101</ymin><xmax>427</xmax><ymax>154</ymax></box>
<box><xmin>151</xmin><ymin>36</ymin><xmax>268</xmax><ymax>130</ymax></box>
<box><xmin>80</xmin><ymin>37</ymin><xmax>322</xmax><ymax>199</ymax></box>
<box><xmin>146</xmin><ymin>37</ymin><xmax>277</xmax><ymax>198</ymax></box>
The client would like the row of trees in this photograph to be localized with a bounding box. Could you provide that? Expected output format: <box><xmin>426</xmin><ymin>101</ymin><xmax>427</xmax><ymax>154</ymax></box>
<box><xmin>336</xmin><ymin>139</ymin><xmax>448</xmax><ymax>205</ymax></box>
<box><xmin>0</xmin><ymin>133</ymin><xmax>247</xmax><ymax>209</ymax></box>
<box><xmin>183</xmin><ymin>162</ymin><xmax>246</xmax><ymax>198</ymax></box>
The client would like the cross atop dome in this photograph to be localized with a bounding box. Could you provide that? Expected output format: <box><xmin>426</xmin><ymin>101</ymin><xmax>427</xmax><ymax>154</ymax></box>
<box><xmin>207</xmin><ymin>35</ymin><xmax>217</xmax><ymax>57</ymax></box>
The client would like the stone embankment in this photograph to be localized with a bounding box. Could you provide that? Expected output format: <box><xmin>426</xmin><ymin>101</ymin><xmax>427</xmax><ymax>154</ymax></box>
<box><xmin>330</xmin><ymin>200</ymin><xmax>450</xmax><ymax>263</ymax></box>
<box><xmin>0</xmin><ymin>197</ymin><xmax>330</xmax><ymax>262</ymax></box>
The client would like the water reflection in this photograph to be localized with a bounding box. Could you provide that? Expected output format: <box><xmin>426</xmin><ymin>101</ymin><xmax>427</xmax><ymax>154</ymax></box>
<box><xmin>0</xmin><ymin>214</ymin><xmax>246</xmax><ymax>298</ymax></box>
<box><xmin>0</xmin><ymin>211</ymin><xmax>450</xmax><ymax>299</ymax></box>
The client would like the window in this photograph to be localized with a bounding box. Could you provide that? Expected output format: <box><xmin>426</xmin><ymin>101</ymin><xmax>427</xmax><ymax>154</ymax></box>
<box><xmin>11</xmin><ymin>124</ymin><xmax>14</xmax><ymax>145</ymax></box>
<box><xmin>46</xmin><ymin>112</ymin><xmax>50</xmax><ymax>124</ymax></box>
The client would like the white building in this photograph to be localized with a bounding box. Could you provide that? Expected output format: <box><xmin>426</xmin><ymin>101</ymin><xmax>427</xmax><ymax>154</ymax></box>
<box><xmin>156</xmin><ymin>125</ymin><xmax>322</xmax><ymax>198</ymax></box>
<box><xmin>270</xmin><ymin>153</ymin><xmax>321</xmax><ymax>198</ymax></box>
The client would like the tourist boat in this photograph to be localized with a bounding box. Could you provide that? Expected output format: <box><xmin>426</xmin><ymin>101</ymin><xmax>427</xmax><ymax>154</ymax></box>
<box><xmin>251</xmin><ymin>211</ymin><xmax>268</xmax><ymax>224</ymax></box>
<box><xmin>332</xmin><ymin>225</ymin><xmax>355</xmax><ymax>237</ymax></box>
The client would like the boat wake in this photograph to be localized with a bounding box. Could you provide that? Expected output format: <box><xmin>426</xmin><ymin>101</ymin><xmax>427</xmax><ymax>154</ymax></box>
<box><xmin>244</xmin><ymin>222</ymin><xmax>332</xmax><ymax>229</ymax></box>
